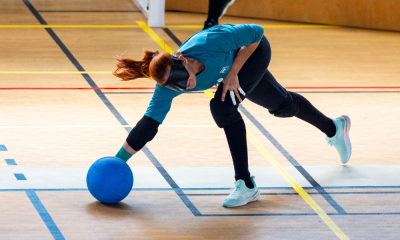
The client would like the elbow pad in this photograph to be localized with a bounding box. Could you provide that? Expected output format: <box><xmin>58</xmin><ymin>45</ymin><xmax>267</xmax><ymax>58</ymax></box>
<box><xmin>126</xmin><ymin>116</ymin><xmax>160</xmax><ymax>151</ymax></box>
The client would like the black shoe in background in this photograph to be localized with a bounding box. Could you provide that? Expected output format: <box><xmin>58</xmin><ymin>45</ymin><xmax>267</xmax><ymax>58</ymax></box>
<box><xmin>203</xmin><ymin>18</ymin><xmax>218</xmax><ymax>30</ymax></box>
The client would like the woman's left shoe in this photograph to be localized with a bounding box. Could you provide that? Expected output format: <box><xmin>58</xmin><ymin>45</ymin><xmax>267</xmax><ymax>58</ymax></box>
<box><xmin>222</xmin><ymin>176</ymin><xmax>260</xmax><ymax>207</ymax></box>
<box><xmin>325</xmin><ymin>115</ymin><xmax>352</xmax><ymax>164</ymax></box>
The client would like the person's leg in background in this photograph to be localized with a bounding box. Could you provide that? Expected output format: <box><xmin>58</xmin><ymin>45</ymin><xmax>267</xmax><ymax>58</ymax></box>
<box><xmin>204</xmin><ymin>0</ymin><xmax>236</xmax><ymax>29</ymax></box>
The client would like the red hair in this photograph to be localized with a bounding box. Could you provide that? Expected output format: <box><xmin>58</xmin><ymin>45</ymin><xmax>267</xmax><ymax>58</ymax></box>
<box><xmin>113</xmin><ymin>49</ymin><xmax>172</xmax><ymax>85</ymax></box>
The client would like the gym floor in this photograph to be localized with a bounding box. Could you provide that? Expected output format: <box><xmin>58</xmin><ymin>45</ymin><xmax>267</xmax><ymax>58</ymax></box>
<box><xmin>1</xmin><ymin>0</ymin><xmax>400</xmax><ymax>239</ymax></box>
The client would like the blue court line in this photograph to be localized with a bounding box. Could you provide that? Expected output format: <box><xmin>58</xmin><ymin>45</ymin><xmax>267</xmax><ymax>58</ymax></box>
<box><xmin>202</xmin><ymin>213</ymin><xmax>319</xmax><ymax>216</ymax></box>
<box><xmin>14</xmin><ymin>173</ymin><xmax>27</xmax><ymax>180</ymax></box>
<box><xmin>1</xmin><ymin>186</ymin><xmax>400</xmax><ymax>192</ymax></box>
<box><xmin>17</xmin><ymin>190</ymin><xmax>400</xmax><ymax>218</ymax></box>
<box><xmin>322</xmin><ymin>186</ymin><xmax>400</xmax><ymax>189</ymax></box>
<box><xmin>184</xmin><ymin>186</ymin><xmax>400</xmax><ymax>190</ymax></box>
<box><xmin>186</xmin><ymin>191</ymin><xmax>400</xmax><ymax>196</ymax></box>
<box><xmin>5</xmin><ymin>159</ymin><xmax>17</xmax><ymax>165</ymax></box>
<box><xmin>238</xmin><ymin>105</ymin><xmax>347</xmax><ymax>214</ymax></box>
<box><xmin>201</xmin><ymin>212</ymin><xmax>400</xmax><ymax>217</ymax></box>
<box><xmin>0</xmin><ymin>145</ymin><xmax>8</xmax><ymax>151</ymax></box>
<box><xmin>25</xmin><ymin>190</ymin><xmax>65</xmax><ymax>240</ymax></box>
<box><xmin>23</xmin><ymin>0</ymin><xmax>200</xmax><ymax>217</ymax></box>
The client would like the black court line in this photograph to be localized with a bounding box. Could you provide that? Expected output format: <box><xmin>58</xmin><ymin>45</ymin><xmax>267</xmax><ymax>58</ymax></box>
<box><xmin>162</xmin><ymin>28</ymin><xmax>183</xmax><ymax>46</ymax></box>
<box><xmin>163</xmin><ymin>27</ymin><xmax>347</xmax><ymax>214</ymax></box>
<box><xmin>38</xmin><ymin>10</ymin><xmax>141</xmax><ymax>13</ymax></box>
<box><xmin>23</xmin><ymin>0</ymin><xmax>201</xmax><ymax>217</ymax></box>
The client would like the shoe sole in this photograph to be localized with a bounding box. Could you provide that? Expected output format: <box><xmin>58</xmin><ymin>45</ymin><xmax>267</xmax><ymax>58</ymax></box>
<box><xmin>341</xmin><ymin>114</ymin><xmax>351</xmax><ymax>164</ymax></box>
<box><xmin>223</xmin><ymin>190</ymin><xmax>260</xmax><ymax>208</ymax></box>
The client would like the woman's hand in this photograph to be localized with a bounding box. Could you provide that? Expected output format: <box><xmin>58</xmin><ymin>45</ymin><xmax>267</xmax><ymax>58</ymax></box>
<box><xmin>221</xmin><ymin>72</ymin><xmax>246</xmax><ymax>105</ymax></box>
<box><xmin>220</xmin><ymin>39</ymin><xmax>261</xmax><ymax>104</ymax></box>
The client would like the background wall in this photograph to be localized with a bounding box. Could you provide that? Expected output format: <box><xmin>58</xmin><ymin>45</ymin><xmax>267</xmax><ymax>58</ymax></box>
<box><xmin>166</xmin><ymin>0</ymin><xmax>400</xmax><ymax>32</ymax></box>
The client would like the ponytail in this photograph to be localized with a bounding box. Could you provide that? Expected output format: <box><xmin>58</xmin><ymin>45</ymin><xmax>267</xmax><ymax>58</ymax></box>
<box><xmin>113</xmin><ymin>49</ymin><xmax>157</xmax><ymax>81</ymax></box>
<box><xmin>113</xmin><ymin>49</ymin><xmax>172</xmax><ymax>84</ymax></box>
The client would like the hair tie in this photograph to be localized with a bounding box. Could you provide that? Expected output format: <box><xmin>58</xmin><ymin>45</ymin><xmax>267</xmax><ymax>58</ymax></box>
<box><xmin>153</xmin><ymin>51</ymin><xmax>159</xmax><ymax>58</ymax></box>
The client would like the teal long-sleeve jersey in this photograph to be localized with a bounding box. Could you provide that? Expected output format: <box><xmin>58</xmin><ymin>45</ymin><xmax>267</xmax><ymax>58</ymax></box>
<box><xmin>144</xmin><ymin>24</ymin><xmax>264</xmax><ymax>123</ymax></box>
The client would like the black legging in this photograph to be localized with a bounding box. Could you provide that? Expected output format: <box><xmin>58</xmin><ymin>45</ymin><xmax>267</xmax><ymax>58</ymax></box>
<box><xmin>207</xmin><ymin>0</ymin><xmax>230</xmax><ymax>23</ymax></box>
<box><xmin>211</xmin><ymin>36</ymin><xmax>336</xmax><ymax>188</ymax></box>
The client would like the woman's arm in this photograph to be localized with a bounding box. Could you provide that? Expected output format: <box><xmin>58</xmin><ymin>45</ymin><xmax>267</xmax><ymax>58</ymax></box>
<box><xmin>115</xmin><ymin>115</ymin><xmax>160</xmax><ymax>161</ymax></box>
<box><xmin>115</xmin><ymin>142</ymin><xmax>136</xmax><ymax>161</ymax></box>
<box><xmin>221</xmin><ymin>38</ymin><xmax>262</xmax><ymax>103</ymax></box>
<box><xmin>123</xmin><ymin>141</ymin><xmax>137</xmax><ymax>154</ymax></box>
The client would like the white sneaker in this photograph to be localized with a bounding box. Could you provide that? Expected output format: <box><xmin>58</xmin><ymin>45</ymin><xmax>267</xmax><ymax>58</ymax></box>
<box><xmin>326</xmin><ymin>115</ymin><xmax>352</xmax><ymax>164</ymax></box>
<box><xmin>222</xmin><ymin>176</ymin><xmax>260</xmax><ymax>208</ymax></box>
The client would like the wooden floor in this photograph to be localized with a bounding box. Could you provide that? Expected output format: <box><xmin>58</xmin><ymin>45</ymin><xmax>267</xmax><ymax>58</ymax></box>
<box><xmin>1</xmin><ymin>0</ymin><xmax>400</xmax><ymax>239</ymax></box>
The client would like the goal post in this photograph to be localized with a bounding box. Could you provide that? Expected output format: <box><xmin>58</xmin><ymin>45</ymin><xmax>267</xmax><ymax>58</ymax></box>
<box><xmin>131</xmin><ymin>0</ymin><xmax>165</xmax><ymax>27</ymax></box>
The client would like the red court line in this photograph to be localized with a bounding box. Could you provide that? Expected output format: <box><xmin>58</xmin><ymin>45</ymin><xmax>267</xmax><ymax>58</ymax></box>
<box><xmin>0</xmin><ymin>87</ymin><xmax>156</xmax><ymax>90</ymax></box>
<box><xmin>0</xmin><ymin>86</ymin><xmax>400</xmax><ymax>90</ymax></box>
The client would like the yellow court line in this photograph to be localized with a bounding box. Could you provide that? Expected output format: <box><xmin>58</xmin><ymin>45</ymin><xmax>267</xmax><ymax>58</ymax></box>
<box><xmin>137</xmin><ymin>21</ymin><xmax>174</xmax><ymax>53</ymax></box>
<box><xmin>261</xmin><ymin>25</ymin><xmax>339</xmax><ymax>28</ymax></box>
<box><xmin>246</xmin><ymin>130</ymin><xmax>349</xmax><ymax>239</ymax></box>
<box><xmin>0</xmin><ymin>71</ymin><xmax>110</xmax><ymax>74</ymax></box>
<box><xmin>164</xmin><ymin>25</ymin><xmax>339</xmax><ymax>29</ymax></box>
<box><xmin>0</xmin><ymin>25</ymin><xmax>140</xmax><ymax>28</ymax></box>
<box><xmin>138</xmin><ymin>21</ymin><xmax>349</xmax><ymax>239</ymax></box>
<box><xmin>164</xmin><ymin>25</ymin><xmax>203</xmax><ymax>28</ymax></box>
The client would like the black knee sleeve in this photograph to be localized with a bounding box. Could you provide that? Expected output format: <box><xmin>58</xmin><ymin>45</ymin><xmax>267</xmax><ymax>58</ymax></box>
<box><xmin>126</xmin><ymin>115</ymin><xmax>160</xmax><ymax>151</ymax></box>
<box><xmin>269</xmin><ymin>91</ymin><xmax>300</xmax><ymax>118</ymax></box>
<box><xmin>210</xmin><ymin>98</ymin><xmax>242</xmax><ymax>128</ymax></box>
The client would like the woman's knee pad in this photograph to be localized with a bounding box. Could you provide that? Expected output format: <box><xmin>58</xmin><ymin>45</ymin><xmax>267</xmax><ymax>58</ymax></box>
<box><xmin>268</xmin><ymin>91</ymin><xmax>300</xmax><ymax>118</ymax></box>
<box><xmin>210</xmin><ymin>98</ymin><xmax>242</xmax><ymax>128</ymax></box>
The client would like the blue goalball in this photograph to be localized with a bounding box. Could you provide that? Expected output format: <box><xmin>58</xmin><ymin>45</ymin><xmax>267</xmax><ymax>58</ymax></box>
<box><xmin>87</xmin><ymin>156</ymin><xmax>134</xmax><ymax>203</ymax></box>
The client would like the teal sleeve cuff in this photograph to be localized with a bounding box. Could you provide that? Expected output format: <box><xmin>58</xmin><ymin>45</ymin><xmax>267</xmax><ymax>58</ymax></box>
<box><xmin>115</xmin><ymin>146</ymin><xmax>133</xmax><ymax>162</ymax></box>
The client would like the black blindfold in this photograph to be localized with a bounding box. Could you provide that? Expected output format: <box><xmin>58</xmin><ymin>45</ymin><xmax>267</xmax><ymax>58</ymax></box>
<box><xmin>161</xmin><ymin>55</ymin><xmax>190</xmax><ymax>92</ymax></box>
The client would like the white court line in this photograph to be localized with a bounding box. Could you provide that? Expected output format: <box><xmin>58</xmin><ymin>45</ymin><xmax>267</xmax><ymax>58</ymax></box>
<box><xmin>3</xmin><ymin>166</ymin><xmax>399</xmax><ymax>189</ymax></box>
<box><xmin>0</xmin><ymin>125</ymin><xmax>217</xmax><ymax>128</ymax></box>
